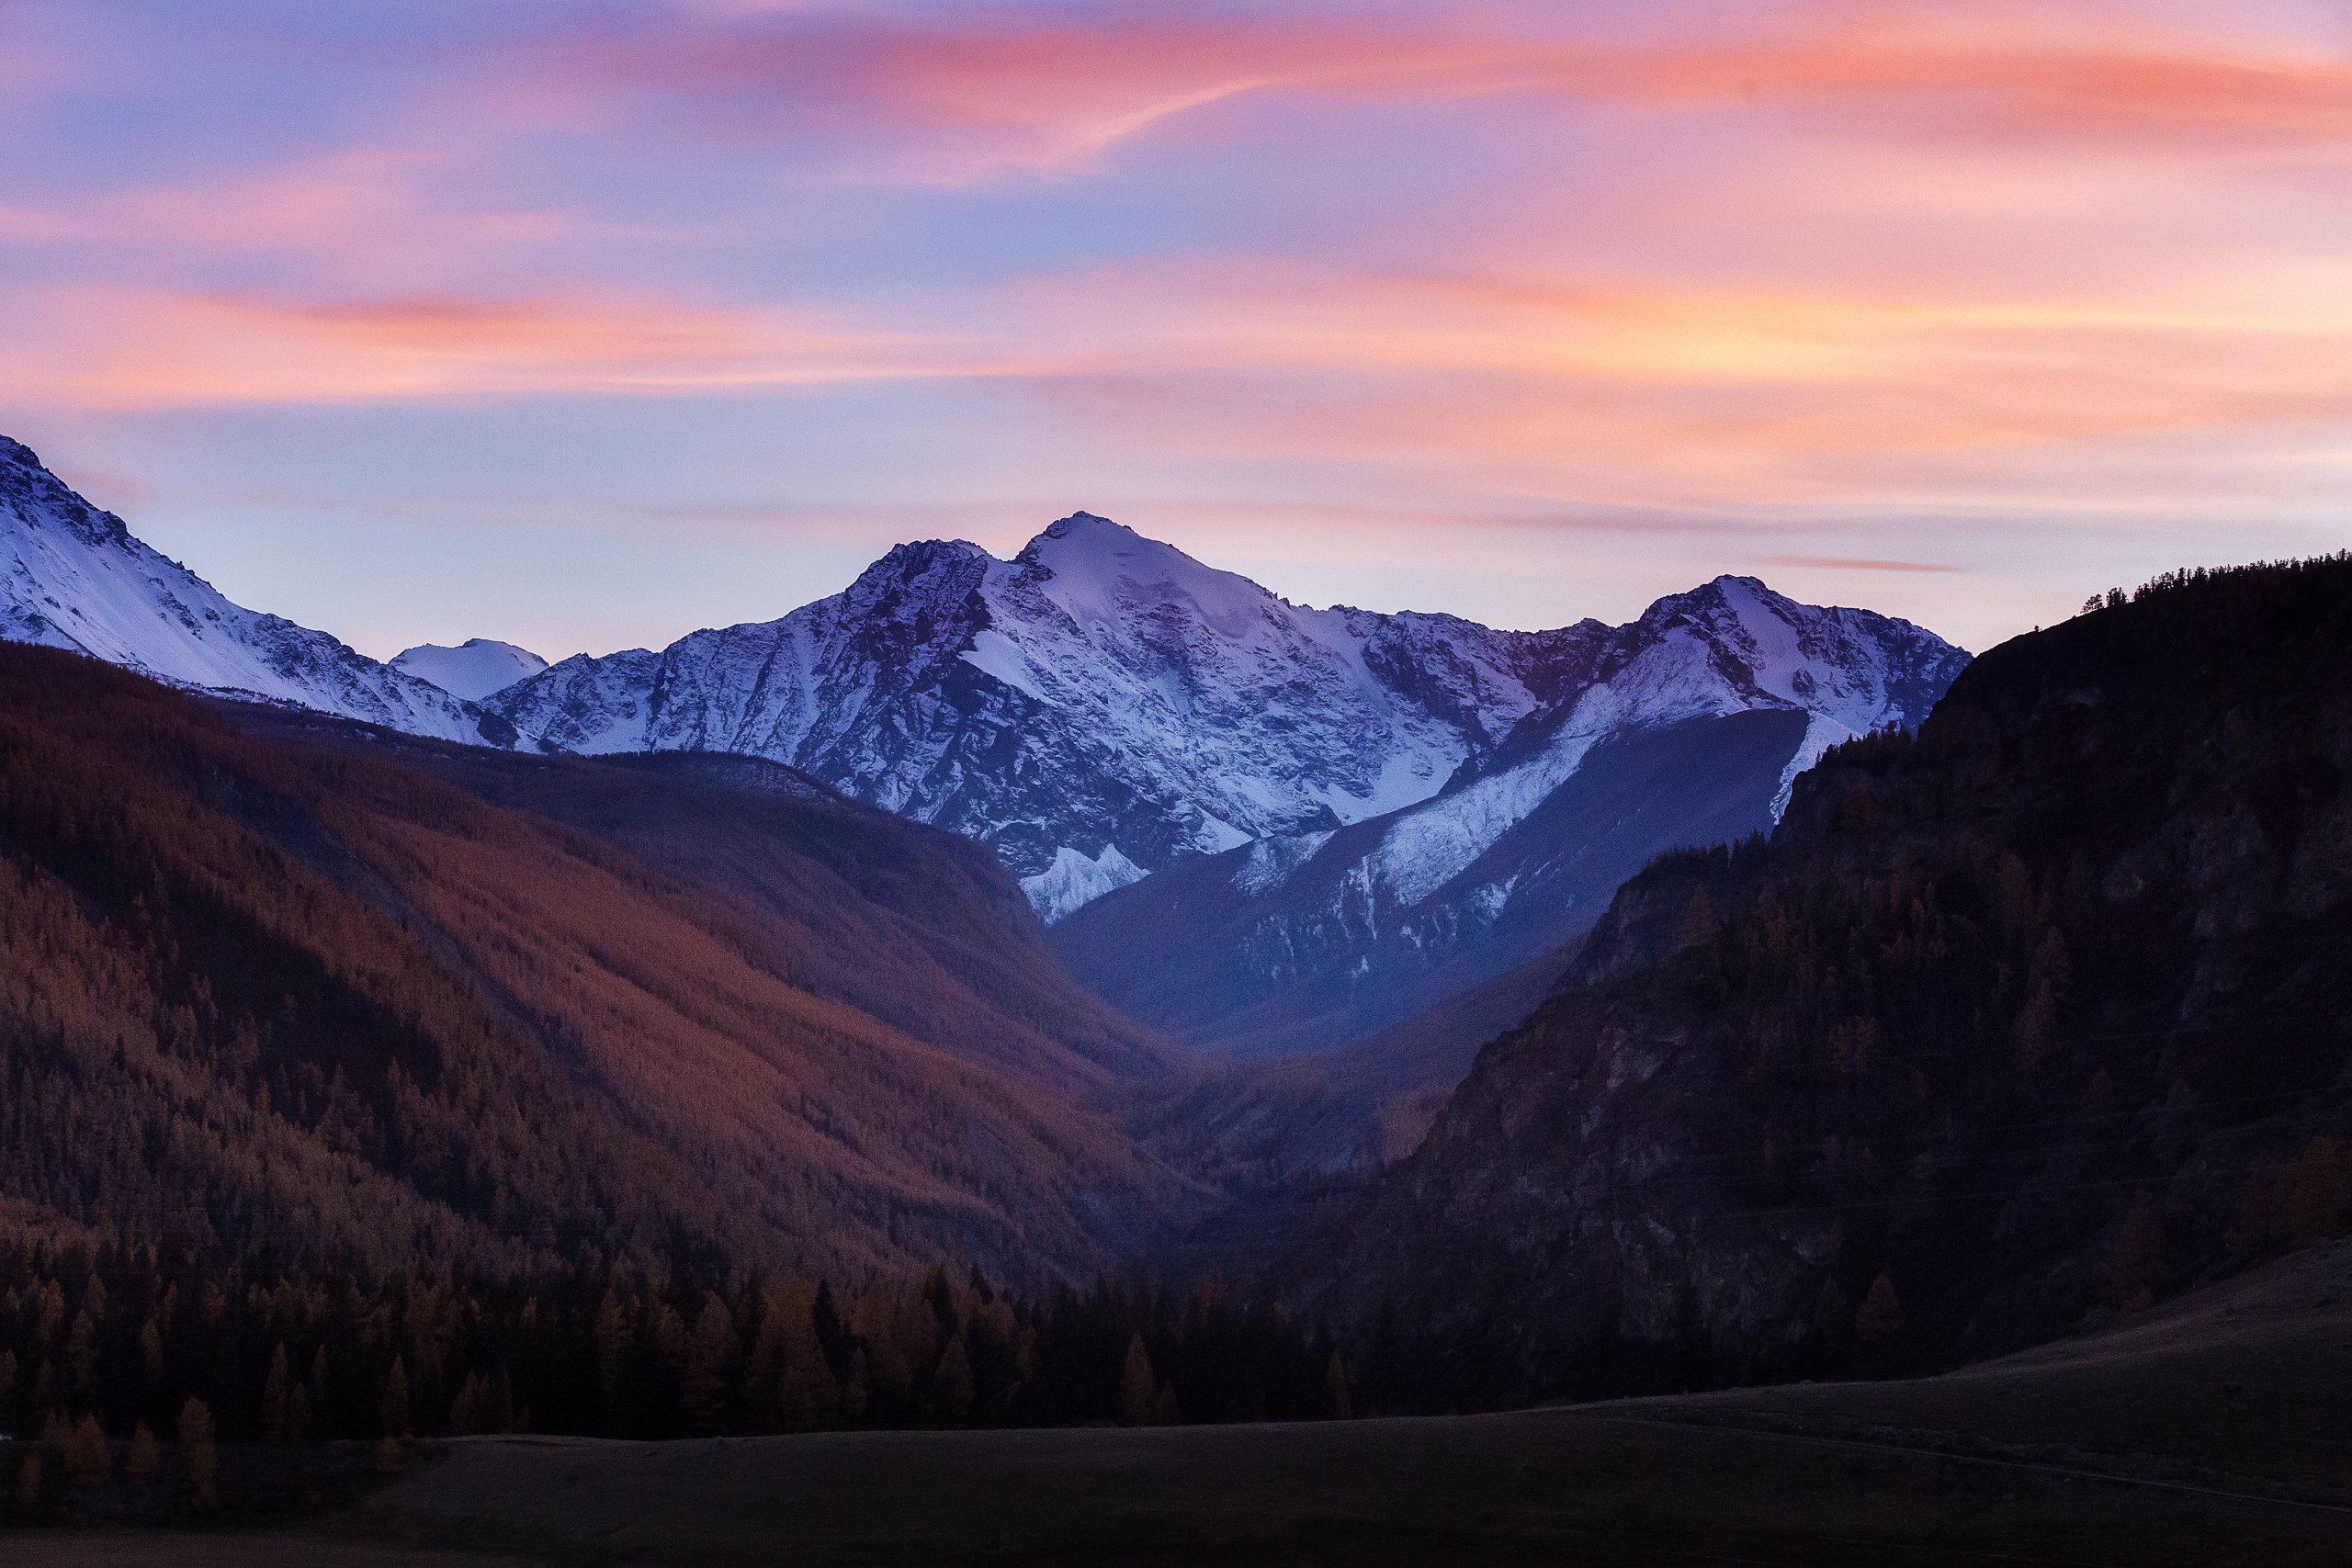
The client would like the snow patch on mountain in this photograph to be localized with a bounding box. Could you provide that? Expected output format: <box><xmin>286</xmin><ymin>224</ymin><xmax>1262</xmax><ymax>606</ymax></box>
<box><xmin>390</xmin><ymin>637</ymin><xmax>549</xmax><ymax>702</ymax></box>
<box><xmin>1023</xmin><ymin>844</ymin><xmax>1149</xmax><ymax>924</ymax></box>
<box><xmin>1772</xmin><ymin>711</ymin><xmax>1860</xmax><ymax>821</ymax></box>
<box><xmin>1234</xmin><ymin>829</ymin><xmax>1337</xmax><ymax>897</ymax></box>
<box><xmin>0</xmin><ymin>436</ymin><xmax>526</xmax><ymax>747</ymax></box>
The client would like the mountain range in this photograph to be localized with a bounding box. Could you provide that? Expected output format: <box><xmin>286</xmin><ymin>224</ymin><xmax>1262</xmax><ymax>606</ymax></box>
<box><xmin>484</xmin><ymin>515</ymin><xmax>1967</xmax><ymax>942</ymax></box>
<box><xmin>0</xmin><ymin>436</ymin><xmax>1969</xmax><ymax>1077</ymax></box>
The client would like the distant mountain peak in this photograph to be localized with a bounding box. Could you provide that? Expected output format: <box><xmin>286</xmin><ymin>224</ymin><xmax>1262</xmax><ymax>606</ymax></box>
<box><xmin>1035</xmin><ymin>510</ymin><xmax>1135</xmax><ymax>542</ymax></box>
<box><xmin>390</xmin><ymin>637</ymin><xmax>551</xmax><ymax>703</ymax></box>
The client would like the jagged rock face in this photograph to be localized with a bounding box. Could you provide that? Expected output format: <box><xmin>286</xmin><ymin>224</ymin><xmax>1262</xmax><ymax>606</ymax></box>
<box><xmin>0</xmin><ymin>437</ymin><xmax>525</xmax><ymax>747</ymax></box>
<box><xmin>495</xmin><ymin>515</ymin><xmax>1969</xmax><ymax>922</ymax></box>
<box><xmin>492</xmin><ymin>514</ymin><xmax>1617</xmax><ymax>914</ymax></box>
<box><xmin>1053</xmin><ymin>578</ymin><xmax>1970</xmax><ymax>1056</ymax></box>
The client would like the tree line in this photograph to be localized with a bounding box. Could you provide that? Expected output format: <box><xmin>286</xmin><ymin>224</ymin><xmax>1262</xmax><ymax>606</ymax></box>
<box><xmin>0</xmin><ymin>1232</ymin><xmax>1353</xmax><ymax>1459</ymax></box>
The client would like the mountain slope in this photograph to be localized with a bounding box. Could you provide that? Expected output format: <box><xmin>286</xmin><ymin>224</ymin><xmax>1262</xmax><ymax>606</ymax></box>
<box><xmin>1054</xmin><ymin>577</ymin><xmax>1966</xmax><ymax>1060</ymax></box>
<box><xmin>1296</xmin><ymin>558</ymin><xmax>2352</xmax><ymax>1404</ymax></box>
<box><xmin>0</xmin><ymin>436</ymin><xmax>524</xmax><ymax>747</ymax></box>
<box><xmin>0</xmin><ymin>645</ymin><xmax>1194</xmax><ymax>1284</ymax></box>
<box><xmin>390</xmin><ymin>637</ymin><xmax>550</xmax><ymax>701</ymax></box>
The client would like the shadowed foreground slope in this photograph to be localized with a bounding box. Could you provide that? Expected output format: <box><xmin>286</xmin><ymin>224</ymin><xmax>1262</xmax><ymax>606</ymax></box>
<box><xmin>17</xmin><ymin>1239</ymin><xmax>2352</xmax><ymax>1566</ymax></box>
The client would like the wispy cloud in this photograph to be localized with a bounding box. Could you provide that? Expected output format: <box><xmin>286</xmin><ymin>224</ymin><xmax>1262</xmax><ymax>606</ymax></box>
<box><xmin>0</xmin><ymin>287</ymin><xmax>944</xmax><ymax>408</ymax></box>
<box><xmin>503</xmin><ymin>1</ymin><xmax>2352</xmax><ymax>183</ymax></box>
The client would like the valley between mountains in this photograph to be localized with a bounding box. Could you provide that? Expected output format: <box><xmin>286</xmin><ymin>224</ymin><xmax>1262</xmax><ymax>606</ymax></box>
<box><xmin>3</xmin><ymin>428</ymin><xmax>2351</xmax><ymax>1519</ymax></box>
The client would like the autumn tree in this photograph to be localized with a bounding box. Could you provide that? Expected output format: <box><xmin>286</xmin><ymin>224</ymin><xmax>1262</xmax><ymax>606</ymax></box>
<box><xmin>1324</xmin><ymin>1350</ymin><xmax>1352</xmax><ymax>1421</ymax></box>
<box><xmin>179</xmin><ymin>1397</ymin><xmax>219</xmax><ymax>1511</ymax></box>
<box><xmin>1117</xmin><ymin>1335</ymin><xmax>1156</xmax><ymax>1428</ymax></box>
<box><xmin>380</xmin><ymin>1357</ymin><xmax>411</xmax><ymax>1439</ymax></box>
<box><xmin>261</xmin><ymin>1343</ymin><xmax>290</xmax><ymax>1442</ymax></box>
<box><xmin>927</xmin><ymin>1333</ymin><xmax>975</xmax><ymax>1428</ymax></box>
<box><xmin>1854</xmin><ymin>1273</ymin><xmax>1904</xmax><ymax>1342</ymax></box>
<box><xmin>127</xmin><ymin>1421</ymin><xmax>159</xmax><ymax>1480</ymax></box>
<box><xmin>64</xmin><ymin>1415</ymin><xmax>107</xmax><ymax>1486</ymax></box>
<box><xmin>2289</xmin><ymin>1136</ymin><xmax>2346</xmax><ymax>1247</ymax></box>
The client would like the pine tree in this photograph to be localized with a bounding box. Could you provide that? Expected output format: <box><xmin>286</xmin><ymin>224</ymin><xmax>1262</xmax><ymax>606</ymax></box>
<box><xmin>1324</xmin><ymin>1349</ymin><xmax>1352</xmax><ymax>1421</ymax></box>
<box><xmin>486</xmin><ymin>1362</ymin><xmax>515</xmax><ymax>1434</ymax></box>
<box><xmin>13</xmin><ymin>1451</ymin><xmax>42</xmax><ymax>1515</ymax></box>
<box><xmin>842</xmin><ymin>1348</ymin><xmax>871</xmax><ymax>1426</ymax></box>
<box><xmin>1854</xmin><ymin>1272</ymin><xmax>1905</xmax><ymax>1342</ymax></box>
<box><xmin>449</xmin><ymin>1371</ymin><xmax>485</xmax><ymax>1437</ymax></box>
<box><xmin>683</xmin><ymin>1293</ymin><xmax>735</xmax><ymax>1434</ymax></box>
<box><xmin>127</xmin><ymin>1420</ymin><xmax>159</xmax><ymax>1480</ymax></box>
<box><xmin>261</xmin><ymin>1342</ymin><xmax>290</xmax><ymax>1442</ymax></box>
<box><xmin>179</xmin><ymin>1397</ymin><xmax>219</xmax><ymax>1512</ymax></box>
<box><xmin>1117</xmin><ymin>1335</ymin><xmax>1156</xmax><ymax>1428</ymax></box>
<box><xmin>64</xmin><ymin>1415</ymin><xmax>107</xmax><ymax>1485</ymax></box>
<box><xmin>381</xmin><ymin>1356</ymin><xmax>412</xmax><ymax>1438</ymax></box>
<box><xmin>927</xmin><ymin>1333</ymin><xmax>975</xmax><ymax>1428</ymax></box>
<box><xmin>2289</xmin><ymin>1136</ymin><xmax>2346</xmax><ymax>1246</ymax></box>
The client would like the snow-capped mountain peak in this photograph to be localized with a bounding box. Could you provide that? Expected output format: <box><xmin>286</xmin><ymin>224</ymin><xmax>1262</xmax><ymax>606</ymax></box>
<box><xmin>0</xmin><ymin>436</ymin><xmax>532</xmax><ymax>749</ymax></box>
<box><xmin>390</xmin><ymin>637</ymin><xmax>551</xmax><ymax>702</ymax></box>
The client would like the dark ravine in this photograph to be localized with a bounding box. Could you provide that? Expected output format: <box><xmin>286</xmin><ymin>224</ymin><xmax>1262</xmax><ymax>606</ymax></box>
<box><xmin>1054</xmin><ymin>707</ymin><xmax>1813</xmax><ymax>1064</ymax></box>
<box><xmin>1296</xmin><ymin>558</ymin><xmax>2352</xmax><ymax>1406</ymax></box>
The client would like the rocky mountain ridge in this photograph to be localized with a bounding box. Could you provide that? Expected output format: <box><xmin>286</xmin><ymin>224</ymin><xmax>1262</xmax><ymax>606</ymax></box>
<box><xmin>0</xmin><ymin>436</ymin><xmax>525</xmax><ymax>748</ymax></box>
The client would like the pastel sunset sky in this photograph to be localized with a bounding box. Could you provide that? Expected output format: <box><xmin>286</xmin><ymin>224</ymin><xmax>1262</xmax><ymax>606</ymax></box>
<box><xmin>3</xmin><ymin>0</ymin><xmax>2348</xmax><ymax>657</ymax></box>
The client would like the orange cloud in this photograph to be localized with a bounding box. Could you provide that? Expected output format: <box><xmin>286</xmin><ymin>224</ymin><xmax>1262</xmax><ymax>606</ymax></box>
<box><xmin>986</xmin><ymin>253</ymin><xmax>2352</xmax><ymax>512</ymax></box>
<box><xmin>0</xmin><ymin>288</ymin><xmax>945</xmax><ymax>409</ymax></box>
<box><xmin>0</xmin><ymin>151</ymin><xmax>581</xmax><ymax>271</ymax></box>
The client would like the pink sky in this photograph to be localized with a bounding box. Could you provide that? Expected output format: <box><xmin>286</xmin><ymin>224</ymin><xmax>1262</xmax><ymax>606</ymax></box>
<box><xmin>2</xmin><ymin>0</ymin><xmax>2347</xmax><ymax>657</ymax></box>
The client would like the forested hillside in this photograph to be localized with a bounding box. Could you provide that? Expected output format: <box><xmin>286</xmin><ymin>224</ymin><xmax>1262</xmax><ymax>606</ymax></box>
<box><xmin>0</xmin><ymin>647</ymin><xmax>1194</xmax><ymax>1289</ymax></box>
<box><xmin>1307</xmin><ymin>558</ymin><xmax>2352</xmax><ymax>1406</ymax></box>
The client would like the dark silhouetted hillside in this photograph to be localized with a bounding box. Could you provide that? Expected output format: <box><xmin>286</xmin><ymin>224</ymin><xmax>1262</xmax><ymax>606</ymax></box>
<box><xmin>1302</xmin><ymin>557</ymin><xmax>2352</xmax><ymax>1405</ymax></box>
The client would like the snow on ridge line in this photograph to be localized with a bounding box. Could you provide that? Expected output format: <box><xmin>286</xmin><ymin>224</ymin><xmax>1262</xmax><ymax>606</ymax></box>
<box><xmin>0</xmin><ymin>436</ymin><xmax>530</xmax><ymax>748</ymax></box>
<box><xmin>391</xmin><ymin>638</ymin><xmax>551</xmax><ymax>703</ymax></box>
<box><xmin>1023</xmin><ymin>845</ymin><xmax>1150</xmax><ymax>924</ymax></box>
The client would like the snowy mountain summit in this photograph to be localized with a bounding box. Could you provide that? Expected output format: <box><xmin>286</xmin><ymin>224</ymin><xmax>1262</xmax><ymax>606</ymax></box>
<box><xmin>390</xmin><ymin>638</ymin><xmax>550</xmax><ymax>702</ymax></box>
<box><xmin>0</xmin><ymin>436</ymin><xmax>527</xmax><ymax>747</ymax></box>
<box><xmin>490</xmin><ymin>511</ymin><xmax>1971</xmax><ymax>919</ymax></box>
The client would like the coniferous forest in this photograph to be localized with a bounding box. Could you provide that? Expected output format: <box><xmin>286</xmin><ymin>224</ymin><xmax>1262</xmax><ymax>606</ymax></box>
<box><xmin>0</xmin><ymin>1240</ymin><xmax>1348</xmax><ymax>1451</ymax></box>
